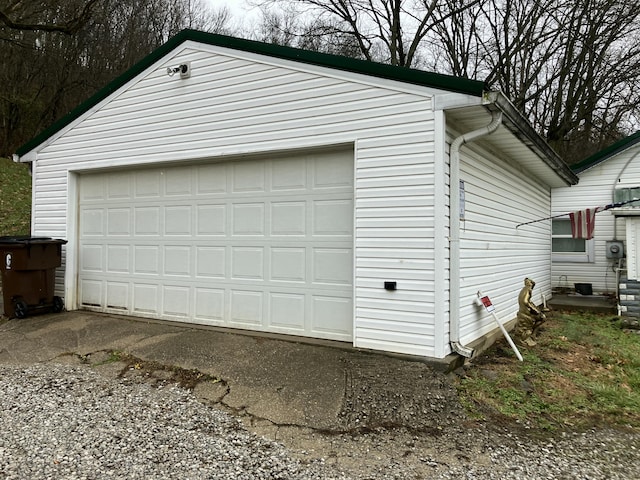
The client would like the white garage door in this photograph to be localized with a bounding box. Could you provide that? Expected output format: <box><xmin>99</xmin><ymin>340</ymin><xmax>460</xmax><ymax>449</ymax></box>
<box><xmin>77</xmin><ymin>149</ymin><xmax>354</xmax><ymax>341</ymax></box>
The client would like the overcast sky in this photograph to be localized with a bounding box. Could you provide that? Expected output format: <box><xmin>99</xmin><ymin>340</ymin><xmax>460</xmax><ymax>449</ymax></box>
<box><xmin>204</xmin><ymin>0</ymin><xmax>257</xmax><ymax>21</ymax></box>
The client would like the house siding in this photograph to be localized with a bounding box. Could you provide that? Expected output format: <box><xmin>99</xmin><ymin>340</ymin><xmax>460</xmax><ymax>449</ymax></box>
<box><xmin>30</xmin><ymin>43</ymin><xmax>440</xmax><ymax>357</ymax></box>
<box><xmin>457</xmin><ymin>140</ymin><xmax>552</xmax><ymax>346</ymax></box>
<box><xmin>551</xmin><ymin>147</ymin><xmax>640</xmax><ymax>294</ymax></box>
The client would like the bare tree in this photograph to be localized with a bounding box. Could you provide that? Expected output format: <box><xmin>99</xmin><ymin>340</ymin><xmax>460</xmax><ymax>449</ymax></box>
<box><xmin>432</xmin><ymin>0</ymin><xmax>640</xmax><ymax>161</ymax></box>
<box><xmin>0</xmin><ymin>0</ymin><xmax>232</xmax><ymax>156</ymax></box>
<box><xmin>0</xmin><ymin>0</ymin><xmax>103</xmax><ymax>34</ymax></box>
<box><xmin>250</xmin><ymin>0</ymin><xmax>481</xmax><ymax>67</ymax></box>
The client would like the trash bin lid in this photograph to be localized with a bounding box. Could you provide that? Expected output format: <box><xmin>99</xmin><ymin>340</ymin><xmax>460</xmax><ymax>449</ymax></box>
<box><xmin>0</xmin><ymin>236</ymin><xmax>66</xmax><ymax>246</ymax></box>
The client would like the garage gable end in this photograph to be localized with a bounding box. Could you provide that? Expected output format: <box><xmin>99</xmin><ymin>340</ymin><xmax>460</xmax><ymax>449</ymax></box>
<box><xmin>15</xmin><ymin>29</ymin><xmax>486</xmax><ymax>160</ymax></box>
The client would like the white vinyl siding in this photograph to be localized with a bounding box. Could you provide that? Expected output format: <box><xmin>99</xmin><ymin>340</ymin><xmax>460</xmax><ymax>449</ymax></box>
<box><xmin>456</xmin><ymin>140</ymin><xmax>552</xmax><ymax>346</ymax></box>
<box><xmin>551</xmin><ymin>146</ymin><xmax>640</xmax><ymax>294</ymax></box>
<box><xmin>30</xmin><ymin>42</ymin><xmax>439</xmax><ymax>357</ymax></box>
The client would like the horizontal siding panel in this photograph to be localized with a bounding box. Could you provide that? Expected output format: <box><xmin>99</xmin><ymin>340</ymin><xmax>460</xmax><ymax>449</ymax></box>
<box><xmin>357</xmin><ymin>297</ymin><xmax>432</xmax><ymax>314</ymax></box>
<box><xmin>357</xmin><ymin>174</ymin><xmax>433</xmax><ymax>189</ymax></box>
<box><xmin>65</xmin><ymin>86</ymin><xmax>407</xmax><ymax>146</ymax></box>
<box><xmin>356</xmin><ymin>227</ymin><xmax>434</xmax><ymax>238</ymax></box>
<box><xmin>357</xmin><ymin>287</ymin><xmax>434</xmax><ymax>303</ymax></box>
<box><xmin>356</xmin><ymin>206</ymin><xmax>430</xmax><ymax>218</ymax></box>
<box><xmin>356</xmin><ymin>307</ymin><xmax>434</xmax><ymax>322</ymax></box>
<box><xmin>355</xmin><ymin>337</ymin><xmax>434</xmax><ymax>357</ymax></box>
<box><xmin>46</xmin><ymin>102</ymin><xmax>425</xmax><ymax>157</ymax></box>
<box><xmin>357</xmin><ymin>258</ymin><xmax>434</xmax><ymax>270</ymax></box>
<box><xmin>356</xmin><ymin>238</ymin><xmax>434</xmax><ymax>249</ymax></box>
<box><xmin>356</xmin><ymin>196</ymin><xmax>433</xmax><ymax>208</ymax></box>
<box><xmin>356</xmin><ymin>217</ymin><xmax>433</xmax><ymax>228</ymax></box>
<box><xmin>357</xmin><ymin>163</ymin><xmax>434</xmax><ymax>179</ymax></box>
<box><xmin>355</xmin><ymin>185</ymin><xmax>435</xmax><ymax>198</ymax></box>
<box><xmin>356</xmin><ymin>324</ymin><xmax>433</xmax><ymax>343</ymax></box>
<box><xmin>356</xmin><ymin>267</ymin><xmax>434</xmax><ymax>281</ymax></box>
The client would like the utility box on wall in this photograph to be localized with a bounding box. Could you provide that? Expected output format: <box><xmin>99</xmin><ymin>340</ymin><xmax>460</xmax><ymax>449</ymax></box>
<box><xmin>606</xmin><ymin>240</ymin><xmax>624</xmax><ymax>259</ymax></box>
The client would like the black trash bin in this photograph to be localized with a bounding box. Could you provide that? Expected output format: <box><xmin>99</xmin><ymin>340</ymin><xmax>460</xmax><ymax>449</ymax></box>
<box><xmin>0</xmin><ymin>236</ymin><xmax>67</xmax><ymax>318</ymax></box>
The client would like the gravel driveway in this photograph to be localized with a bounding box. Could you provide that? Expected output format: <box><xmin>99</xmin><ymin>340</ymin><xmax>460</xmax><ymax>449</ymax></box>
<box><xmin>2</xmin><ymin>362</ymin><xmax>640</xmax><ymax>479</ymax></box>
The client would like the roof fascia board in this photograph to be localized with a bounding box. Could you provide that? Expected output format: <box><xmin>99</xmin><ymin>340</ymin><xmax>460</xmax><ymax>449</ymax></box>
<box><xmin>180</xmin><ymin>30</ymin><xmax>486</xmax><ymax>96</ymax></box>
<box><xmin>572</xmin><ymin>130</ymin><xmax>640</xmax><ymax>174</ymax></box>
<box><xmin>432</xmin><ymin>92</ymin><xmax>484</xmax><ymax>111</ymax></box>
<box><xmin>489</xmin><ymin>91</ymin><xmax>578</xmax><ymax>186</ymax></box>
<box><xmin>15</xmin><ymin>29</ymin><xmax>486</xmax><ymax>159</ymax></box>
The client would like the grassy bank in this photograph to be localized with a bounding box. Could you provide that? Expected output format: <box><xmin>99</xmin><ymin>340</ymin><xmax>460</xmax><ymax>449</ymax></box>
<box><xmin>0</xmin><ymin>157</ymin><xmax>31</xmax><ymax>235</ymax></box>
<box><xmin>456</xmin><ymin>311</ymin><xmax>640</xmax><ymax>430</ymax></box>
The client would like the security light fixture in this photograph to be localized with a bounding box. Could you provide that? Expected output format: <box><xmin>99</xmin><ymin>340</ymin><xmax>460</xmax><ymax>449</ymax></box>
<box><xmin>166</xmin><ymin>62</ymin><xmax>190</xmax><ymax>79</ymax></box>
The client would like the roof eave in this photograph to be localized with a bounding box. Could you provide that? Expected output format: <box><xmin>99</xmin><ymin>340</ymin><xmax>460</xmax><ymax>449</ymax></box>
<box><xmin>572</xmin><ymin>130</ymin><xmax>640</xmax><ymax>174</ymax></box>
<box><xmin>488</xmin><ymin>92</ymin><xmax>578</xmax><ymax>186</ymax></box>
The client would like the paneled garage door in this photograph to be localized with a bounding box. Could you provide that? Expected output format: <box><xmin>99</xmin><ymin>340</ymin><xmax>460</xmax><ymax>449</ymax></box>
<box><xmin>77</xmin><ymin>149</ymin><xmax>354</xmax><ymax>341</ymax></box>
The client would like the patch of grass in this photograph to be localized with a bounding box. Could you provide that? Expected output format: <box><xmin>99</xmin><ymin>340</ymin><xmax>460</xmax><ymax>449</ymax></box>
<box><xmin>0</xmin><ymin>157</ymin><xmax>31</xmax><ymax>235</ymax></box>
<box><xmin>456</xmin><ymin>311</ymin><xmax>640</xmax><ymax>430</ymax></box>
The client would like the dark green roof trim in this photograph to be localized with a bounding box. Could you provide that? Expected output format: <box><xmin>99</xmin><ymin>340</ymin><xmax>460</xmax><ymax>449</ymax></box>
<box><xmin>572</xmin><ymin>130</ymin><xmax>640</xmax><ymax>174</ymax></box>
<box><xmin>16</xmin><ymin>29</ymin><xmax>487</xmax><ymax>157</ymax></box>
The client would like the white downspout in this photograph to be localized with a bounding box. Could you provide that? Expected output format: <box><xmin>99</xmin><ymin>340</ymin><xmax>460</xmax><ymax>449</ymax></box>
<box><xmin>450</xmin><ymin>110</ymin><xmax>503</xmax><ymax>357</ymax></box>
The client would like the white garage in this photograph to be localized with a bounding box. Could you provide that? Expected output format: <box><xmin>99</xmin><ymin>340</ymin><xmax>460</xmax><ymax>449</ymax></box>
<box><xmin>77</xmin><ymin>149</ymin><xmax>354</xmax><ymax>341</ymax></box>
<box><xmin>14</xmin><ymin>29</ymin><xmax>576</xmax><ymax>360</ymax></box>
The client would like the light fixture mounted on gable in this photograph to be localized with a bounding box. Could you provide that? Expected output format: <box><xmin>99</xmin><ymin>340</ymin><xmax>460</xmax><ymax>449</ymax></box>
<box><xmin>166</xmin><ymin>62</ymin><xmax>190</xmax><ymax>79</ymax></box>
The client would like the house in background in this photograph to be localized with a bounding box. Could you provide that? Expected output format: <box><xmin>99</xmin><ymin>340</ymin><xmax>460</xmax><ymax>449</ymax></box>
<box><xmin>13</xmin><ymin>30</ymin><xmax>576</xmax><ymax>361</ymax></box>
<box><xmin>551</xmin><ymin>131</ymin><xmax>640</xmax><ymax>315</ymax></box>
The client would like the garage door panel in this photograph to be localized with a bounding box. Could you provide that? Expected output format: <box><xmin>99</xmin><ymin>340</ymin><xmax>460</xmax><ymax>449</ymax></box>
<box><xmin>164</xmin><ymin>246</ymin><xmax>191</xmax><ymax>276</ymax></box>
<box><xmin>163</xmin><ymin>286</ymin><xmax>190</xmax><ymax>317</ymax></box>
<box><xmin>196</xmin><ymin>247</ymin><xmax>226</xmax><ymax>277</ymax></box>
<box><xmin>165</xmin><ymin>168</ymin><xmax>192</xmax><ymax>196</ymax></box>
<box><xmin>135</xmin><ymin>207</ymin><xmax>160</xmax><ymax>235</ymax></box>
<box><xmin>197</xmin><ymin>204</ymin><xmax>226</xmax><ymax>235</ymax></box>
<box><xmin>78</xmin><ymin>149</ymin><xmax>353</xmax><ymax>341</ymax></box>
<box><xmin>268</xmin><ymin>292</ymin><xmax>305</xmax><ymax>331</ymax></box>
<box><xmin>134</xmin><ymin>170</ymin><xmax>161</xmax><ymax>198</ymax></box>
<box><xmin>81</xmin><ymin>245</ymin><xmax>103</xmax><ymax>272</ymax></box>
<box><xmin>106</xmin><ymin>282</ymin><xmax>128</xmax><ymax>309</ymax></box>
<box><xmin>107</xmin><ymin>208</ymin><xmax>131</xmax><ymax>236</ymax></box>
<box><xmin>80</xmin><ymin>279</ymin><xmax>102</xmax><ymax>306</ymax></box>
<box><xmin>194</xmin><ymin>287</ymin><xmax>225</xmax><ymax>322</ymax></box>
<box><xmin>230</xmin><ymin>290</ymin><xmax>263</xmax><ymax>325</ymax></box>
<box><xmin>134</xmin><ymin>246</ymin><xmax>160</xmax><ymax>274</ymax></box>
<box><xmin>312</xmin><ymin>296</ymin><xmax>352</xmax><ymax>336</ymax></box>
<box><xmin>314</xmin><ymin>156</ymin><xmax>353</xmax><ymax>188</ymax></box>
<box><xmin>313</xmin><ymin>248</ymin><xmax>353</xmax><ymax>285</ymax></box>
<box><xmin>81</xmin><ymin>209</ymin><xmax>104</xmax><ymax>236</ymax></box>
<box><xmin>233</xmin><ymin>161</ymin><xmax>265</xmax><ymax>193</ymax></box>
<box><xmin>197</xmin><ymin>164</ymin><xmax>227</xmax><ymax>194</ymax></box>
<box><xmin>107</xmin><ymin>245</ymin><xmax>130</xmax><ymax>273</ymax></box>
<box><xmin>165</xmin><ymin>206</ymin><xmax>192</xmax><ymax>235</ymax></box>
<box><xmin>313</xmin><ymin>200</ymin><xmax>353</xmax><ymax>236</ymax></box>
<box><xmin>270</xmin><ymin>247</ymin><xmax>306</xmax><ymax>282</ymax></box>
<box><xmin>271</xmin><ymin>201</ymin><xmax>306</xmax><ymax>235</ymax></box>
<box><xmin>133</xmin><ymin>284</ymin><xmax>159</xmax><ymax>314</ymax></box>
<box><xmin>272</xmin><ymin>159</ymin><xmax>306</xmax><ymax>191</ymax></box>
<box><xmin>107</xmin><ymin>172</ymin><xmax>131</xmax><ymax>199</ymax></box>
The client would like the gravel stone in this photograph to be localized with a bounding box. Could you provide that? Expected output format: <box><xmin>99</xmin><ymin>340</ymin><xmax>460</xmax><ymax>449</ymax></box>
<box><xmin>1</xmin><ymin>363</ymin><xmax>639</xmax><ymax>479</ymax></box>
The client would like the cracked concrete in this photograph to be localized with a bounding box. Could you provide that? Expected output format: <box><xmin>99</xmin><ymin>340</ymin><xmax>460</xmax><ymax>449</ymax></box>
<box><xmin>0</xmin><ymin>310</ymin><xmax>467</xmax><ymax>477</ymax></box>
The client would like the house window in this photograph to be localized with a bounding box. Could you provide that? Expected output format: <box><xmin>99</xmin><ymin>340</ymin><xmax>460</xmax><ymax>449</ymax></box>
<box><xmin>552</xmin><ymin>219</ymin><xmax>594</xmax><ymax>262</ymax></box>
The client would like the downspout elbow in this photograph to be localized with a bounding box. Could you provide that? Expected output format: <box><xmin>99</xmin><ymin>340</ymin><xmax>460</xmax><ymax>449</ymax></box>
<box><xmin>450</xmin><ymin>111</ymin><xmax>503</xmax><ymax>358</ymax></box>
